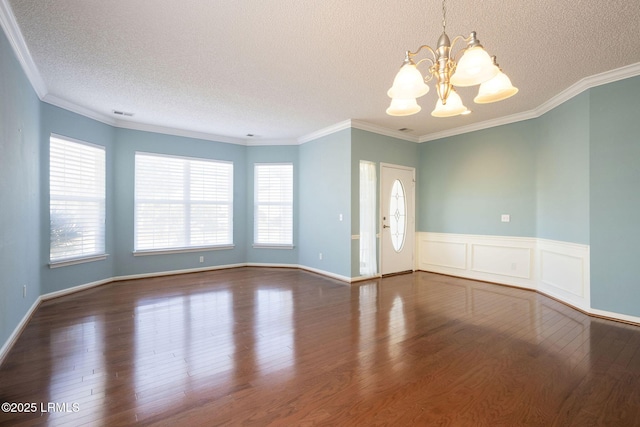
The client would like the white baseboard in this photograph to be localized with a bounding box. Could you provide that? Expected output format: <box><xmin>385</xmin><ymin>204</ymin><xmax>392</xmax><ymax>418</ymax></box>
<box><xmin>0</xmin><ymin>298</ymin><xmax>40</xmax><ymax>366</ymax></box>
<box><xmin>295</xmin><ymin>265</ymin><xmax>353</xmax><ymax>283</ymax></box>
<box><xmin>42</xmin><ymin>278</ymin><xmax>113</xmax><ymax>301</ymax></box>
<box><xmin>112</xmin><ymin>263</ymin><xmax>249</xmax><ymax>283</ymax></box>
<box><xmin>246</xmin><ymin>262</ymin><xmax>354</xmax><ymax>283</ymax></box>
<box><xmin>589</xmin><ymin>308</ymin><xmax>640</xmax><ymax>325</ymax></box>
<box><xmin>245</xmin><ymin>262</ymin><xmax>299</xmax><ymax>269</ymax></box>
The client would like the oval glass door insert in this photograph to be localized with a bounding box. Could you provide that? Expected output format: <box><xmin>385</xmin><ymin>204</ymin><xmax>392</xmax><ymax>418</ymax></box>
<box><xmin>389</xmin><ymin>179</ymin><xmax>407</xmax><ymax>252</ymax></box>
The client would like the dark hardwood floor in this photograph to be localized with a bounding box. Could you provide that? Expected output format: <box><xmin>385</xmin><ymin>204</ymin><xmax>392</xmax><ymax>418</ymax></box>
<box><xmin>1</xmin><ymin>268</ymin><xmax>639</xmax><ymax>426</ymax></box>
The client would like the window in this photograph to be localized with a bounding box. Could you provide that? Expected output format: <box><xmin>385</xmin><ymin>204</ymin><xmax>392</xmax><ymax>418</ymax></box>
<box><xmin>49</xmin><ymin>135</ymin><xmax>106</xmax><ymax>264</ymax></box>
<box><xmin>359</xmin><ymin>161</ymin><xmax>377</xmax><ymax>276</ymax></box>
<box><xmin>135</xmin><ymin>153</ymin><xmax>233</xmax><ymax>252</ymax></box>
<box><xmin>389</xmin><ymin>179</ymin><xmax>407</xmax><ymax>252</ymax></box>
<box><xmin>254</xmin><ymin>163</ymin><xmax>293</xmax><ymax>247</ymax></box>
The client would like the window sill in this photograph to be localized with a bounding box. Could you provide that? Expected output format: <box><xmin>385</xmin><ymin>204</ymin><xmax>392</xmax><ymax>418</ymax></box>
<box><xmin>252</xmin><ymin>244</ymin><xmax>295</xmax><ymax>250</ymax></box>
<box><xmin>49</xmin><ymin>254</ymin><xmax>109</xmax><ymax>269</ymax></box>
<box><xmin>133</xmin><ymin>245</ymin><xmax>235</xmax><ymax>256</ymax></box>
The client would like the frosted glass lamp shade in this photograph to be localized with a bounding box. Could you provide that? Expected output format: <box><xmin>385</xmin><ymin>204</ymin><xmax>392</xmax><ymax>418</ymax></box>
<box><xmin>431</xmin><ymin>91</ymin><xmax>468</xmax><ymax>117</ymax></box>
<box><xmin>387</xmin><ymin>63</ymin><xmax>430</xmax><ymax>99</ymax></box>
<box><xmin>474</xmin><ymin>71</ymin><xmax>519</xmax><ymax>103</ymax></box>
<box><xmin>450</xmin><ymin>46</ymin><xmax>499</xmax><ymax>87</ymax></box>
<box><xmin>386</xmin><ymin>98</ymin><xmax>421</xmax><ymax>116</ymax></box>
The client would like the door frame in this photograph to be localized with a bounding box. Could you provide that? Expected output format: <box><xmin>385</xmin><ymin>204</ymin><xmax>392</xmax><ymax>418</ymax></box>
<box><xmin>379</xmin><ymin>163</ymin><xmax>415</xmax><ymax>276</ymax></box>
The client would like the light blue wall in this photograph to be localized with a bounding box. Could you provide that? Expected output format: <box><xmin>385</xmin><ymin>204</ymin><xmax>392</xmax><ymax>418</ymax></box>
<box><xmin>350</xmin><ymin>129</ymin><xmax>419</xmax><ymax>277</ymax></box>
<box><xmin>39</xmin><ymin>104</ymin><xmax>116</xmax><ymax>294</ymax></box>
<box><xmin>245</xmin><ymin>145</ymin><xmax>299</xmax><ymax>265</ymax></box>
<box><xmin>113</xmin><ymin>128</ymin><xmax>248</xmax><ymax>277</ymax></box>
<box><xmin>0</xmin><ymin>29</ymin><xmax>41</xmax><ymax>348</ymax></box>
<box><xmin>298</xmin><ymin>129</ymin><xmax>351</xmax><ymax>277</ymax></box>
<box><xmin>3</xmin><ymin>12</ymin><xmax>640</xmax><ymax>357</ymax></box>
<box><xmin>418</xmin><ymin>95</ymin><xmax>591</xmax><ymax>244</ymax></box>
<box><xmin>418</xmin><ymin>79</ymin><xmax>638</xmax><ymax>317</ymax></box>
<box><xmin>589</xmin><ymin>76</ymin><xmax>640</xmax><ymax>317</ymax></box>
<box><xmin>418</xmin><ymin>121</ymin><xmax>538</xmax><ymax>237</ymax></box>
<box><xmin>536</xmin><ymin>93</ymin><xmax>590</xmax><ymax>244</ymax></box>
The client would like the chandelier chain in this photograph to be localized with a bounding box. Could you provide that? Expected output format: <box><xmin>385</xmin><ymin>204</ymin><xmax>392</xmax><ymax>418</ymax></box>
<box><xmin>441</xmin><ymin>0</ymin><xmax>447</xmax><ymax>33</ymax></box>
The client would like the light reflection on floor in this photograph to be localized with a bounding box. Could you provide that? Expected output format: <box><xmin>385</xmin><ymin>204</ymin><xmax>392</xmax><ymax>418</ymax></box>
<box><xmin>23</xmin><ymin>269</ymin><xmax>607</xmax><ymax>425</ymax></box>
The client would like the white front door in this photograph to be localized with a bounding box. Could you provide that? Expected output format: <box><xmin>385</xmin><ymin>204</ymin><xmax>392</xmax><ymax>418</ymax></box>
<box><xmin>380</xmin><ymin>163</ymin><xmax>415</xmax><ymax>275</ymax></box>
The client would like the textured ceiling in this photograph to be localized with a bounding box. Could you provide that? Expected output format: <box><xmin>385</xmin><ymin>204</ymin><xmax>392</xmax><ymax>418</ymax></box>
<box><xmin>5</xmin><ymin>0</ymin><xmax>640</xmax><ymax>144</ymax></box>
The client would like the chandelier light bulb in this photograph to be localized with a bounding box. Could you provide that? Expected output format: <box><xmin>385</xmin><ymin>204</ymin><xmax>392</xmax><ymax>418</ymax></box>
<box><xmin>450</xmin><ymin>46</ymin><xmax>499</xmax><ymax>87</ymax></box>
<box><xmin>387</xmin><ymin>62</ymin><xmax>430</xmax><ymax>99</ymax></box>
<box><xmin>431</xmin><ymin>90</ymin><xmax>468</xmax><ymax>117</ymax></box>
<box><xmin>386</xmin><ymin>97</ymin><xmax>422</xmax><ymax>116</ymax></box>
<box><xmin>474</xmin><ymin>70</ymin><xmax>519</xmax><ymax>103</ymax></box>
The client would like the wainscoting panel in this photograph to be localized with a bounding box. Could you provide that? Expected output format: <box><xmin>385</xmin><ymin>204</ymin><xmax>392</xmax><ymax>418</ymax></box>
<box><xmin>537</xmin><ymin>239</ymin><xmax>590</xmax><ymax>311</ymax></box>
<box><xmin>418</xmin><ymin>233</ymin><xmax>536</xmax><ymax>289</ymax></box>
<box><xmin>417</xmin><ymin>232</ymin><xmax>590</xmax><ymax>311</ymax></box>
<box><xmin>420</xmin><ymin>239</ymin><xmax>467</xmax><ymax>270</ymax></box>
<box><xmin>540</xmin><ymin>251</ymin><xmax>584</xmax><ymax>296</ymax></box>
<box><xmin>471</xmin><ymin>244</ymin><xmax>532</xmax><ymax>280</ymax></box>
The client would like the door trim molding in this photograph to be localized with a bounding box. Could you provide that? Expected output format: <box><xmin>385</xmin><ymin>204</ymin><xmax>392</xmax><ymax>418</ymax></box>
<box><xmin>380</xmin><ymin>163</ymin><xmax>416</xmax><ymax>275</ymax></box>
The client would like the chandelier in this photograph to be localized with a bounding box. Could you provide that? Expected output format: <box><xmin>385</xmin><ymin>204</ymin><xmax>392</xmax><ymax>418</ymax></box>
<box><xmin>386</xmin><ymin>0</ymin><xmax>518</xmax><ymax>118</ymax></box>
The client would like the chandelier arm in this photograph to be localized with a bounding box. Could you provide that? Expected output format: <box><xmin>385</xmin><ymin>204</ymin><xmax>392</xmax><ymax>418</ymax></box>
<box><xmin>407</xmin><ymin>45</ymin><xmax>437</xmax><ymax>62</ymax></box>
<box><xmin>406</xmin><ymin>45</ymin><xmax>437</xmax><ymax>81</ymax></box>
<box><xmin>422</xmin><ymin>72</ymin><xmax>435</xmax><ymax>84</ymax></box>
<box><xmin>449</xmin><ymin>34</ymin><xmax>472</xmax><ymax>60</ymax></box>
<box><xmin>415</xmin><ymin>57</ymin><xmax>435</xmax><ymax>69</ymax></box>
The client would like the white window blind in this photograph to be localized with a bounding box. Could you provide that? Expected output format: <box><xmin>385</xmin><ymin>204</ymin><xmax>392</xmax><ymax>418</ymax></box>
<box><xmin>49</xmin><ymin>135</ymin><xmax>106</xmax><ymax>263</ymax></box>
<box><xmin>254</xmin><ymin>163</ymin><xmax>293</xmax><ymax>246</ymax></box>
<box><xmin>135</xmin><ymin>152</ymin><xmax>233</xmax><ymax>252</ymax></box>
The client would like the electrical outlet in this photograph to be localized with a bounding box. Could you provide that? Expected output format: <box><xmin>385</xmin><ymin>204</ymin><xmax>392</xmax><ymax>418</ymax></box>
<box><xmin>199</xmin><ymin>256</ymin><xmax>204</xmax><ymax>263</ymax></box>
<box><xmin>23</xmin><ymin>285</ymin><xmax>26</xmax><ymax>298</ymax></box>
<box><xmin>319</xmin><ymin>252</ymin><xmax>323</xmax><ymax>260</ymax></box>
<box><xmin>501</xmin><ymin>214</ymin><xmax>511</xmax><ymax>223</ymax></box>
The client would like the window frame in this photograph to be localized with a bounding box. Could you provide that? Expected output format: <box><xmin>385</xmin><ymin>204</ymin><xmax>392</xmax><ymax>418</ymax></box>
<box><xmin>49</xmin><ymin>134</ymin><xmax>107</xmax><ymax>267</ymax></box>
<box><xmin>253</xmin><ymin>162</ymin><xmax>294</xmax><ymax>249</ymax></box>
<box><xmin>134</xmin><ymin>151</ymin><xmax>234</xmax><ymax>255</ymax></box>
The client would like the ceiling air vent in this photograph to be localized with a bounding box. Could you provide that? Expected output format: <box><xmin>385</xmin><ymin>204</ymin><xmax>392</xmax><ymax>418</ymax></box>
<box><xmin>113</xmin><ymin>110</ymin><xmax>134</xmax><ymax>117</ymax></box>
<box><xmin>398</xmin><ymin>128</ymin><xmax>413</xmax><ymax>132</ymax></box>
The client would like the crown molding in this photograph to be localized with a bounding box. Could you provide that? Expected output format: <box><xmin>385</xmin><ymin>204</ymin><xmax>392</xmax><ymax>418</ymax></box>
<box><xmin>245</xmin><ymin>138</ymin><xmax>299</xmax><ymax>146</ymax></box>
<box><xmin>43</xmin><ymin>94</ymin><xmax>117</xmax><ymax>127</ymax></box>
<box><xmin>419</xmin><ymin>62</ymin><xmax>640</xmax><ymax>143</ymax></box>
<box><xmin>3</xmin><ymin>0</ymin><xmax>640</xmax><ymax>148</ymax></box>
<box><xmin>44</xmin><ymin>94</ymin><xmax>248</xmax><ymax>145</ymax></box>
<box><xmin>297</xmin><ymin>119</ymin><xmax>419</xmax><ymax>144</ymax></box>
<box><xmin>33</xmin><ymin>60</ymin><xmax>640</xmax><ymax>146</ymax></box>
<box><xmin>350</xmin><ymin>120</ymin><xmax>419</xmax><ymax>143</ymax></box>
<box><xmin>534</xmin><ymin>62</ymin><xmax>640</xmax><ymax>118</ymax></box>
<box><xmin>0</xmin><ymin>0</ymin><xmax>47</xmax><ymax>98</ymax></box>
<box><xmin>114</xmin><ymin>119</ymin><xmax>247</xmax><ymax>146</ymax></box>
<box><xmin>297</xmin><ymin>119</ymin><xmax>352</xmax><ymax>144</ymax></box>
<box><xmin>418</xmin><ymin>110</ymin><xmax>538</xmax><ymax>142</ymax></box>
